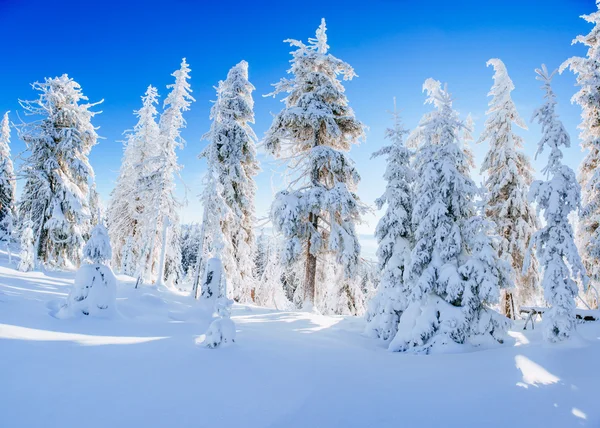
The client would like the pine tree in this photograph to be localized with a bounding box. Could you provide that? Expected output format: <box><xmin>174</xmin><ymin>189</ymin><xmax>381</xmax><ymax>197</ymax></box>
<box><xmin>200</xmin><ymin>61</ymin><xmax>259</xmax><ymax>303</ymax></box>
<box><xmin>526</xmin><ymin>65</ymin><xmax>588</xmax><ymax>342</ymax></box>
<box><xmin>18</xmin><ymin>75</ymin><xmax>100</xmax><ymax>268</ymax></box>
<box><xmin>365</xmin><ymin>100</ymin><xmax>413</xmax><ymax>342</ymax></box>
<box><xmin>194</xmin><ymin>143</ymin><xmax>232</xmax><ymax>298</ymax></box>
<box><xmin>254</xmin><ymin>236</ymin><xmax>293</xmax><ymax>310</ymax></box>
<box><xmin>478</xmin><ymin>59</ymin><xmax>540</xmax><ymax>317</ymax></box>
<box><xmin>0</xmin><ymin>112</ymin><xmax>16</xmax><ymax>247</ymax></box>
<box><xmin>108</xmin><ymin>85</ymin><xmax>161</xmax><ymax>277</ymax></box>
<box><xmin>460</xmin><ymin>114</ymin><xmax>476</xmax><ymax>176</ymax></box>
<box><xmin>389</xmin><ymin>79</ymin><xmax>511</xmax><ymax>354</ymax></box>
<box><xmin>142</xmin><ymin>60</ymin><xmax>193</xmax><ymax>286</ymax></box>
<box><xmin>58</xmin><ymin>221</ymin><xmax>117</xmax><ymax>318</ymax></box>
<box><xmin>180</xmin><ymin>223</ymin><xmax>201</xmax><ymax>276</ymax></box>
<box><xmin>254</xmin><ymin>229</ymin><xmax>269</xmax><ymax>280</ymax></box>
<box><xmin>265</xmin><ymin>19</ymin><xmax>366</xmax><ymax>308</ymax></box>
<box><xmin>18</xmin><ymin>222</ymin><xmax>35</xmax><ymax>272</ymax></box>
<box><xmin>560</xmin><ymin>3</ymin><xmax>600</xmax><ymax>308</ymax></box>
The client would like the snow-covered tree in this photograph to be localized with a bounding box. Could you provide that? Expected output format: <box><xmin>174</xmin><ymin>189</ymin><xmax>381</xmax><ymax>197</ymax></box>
<box><xmin>57</xmin><ymin>222</ymin><xmax>117</xmax><ymax>318</ymax></box>
<box><xmin>365</xmin><ymin>101</ymin><xmax>413</xmax><ymax>342</ymax></box>
<box><xmin>194</xmin><ymin>142</ymin><xmax>232</xmax><ymax>298</ymax></box>
<box><xmin>526</xmin><ymin>65</ymin><xmax>588</xmax><ymax>342</ymax></box>
<box><xmin>459</xmin><ymin>114</ymin><xmax>476</xmax><ymax>176</ymax></box>
<box><xmin>83</xmin><ymin>222</ymin><xmax>112</xmax><ymax>264</ymax></box>
<box><xmin>180</xmin><ymin>223</ymin><xmax>201</xmax><ymax>276</ymax></box>
<box><xmin>560</xmin><ymin>4</ymin><xmax>600</xmax><ymax>308</ymax></box>
<box><xmin>200</xmin><ymin>60</ymin><xmax>260</xmax><ymax>303</ymax></box>
<box><xmin>18</xmin><ymin>222</ymin><xmax>35</xmax><ymax>272</ymax></box>
<box><xmin>0</xmin><ymin>112</ymin><xmax>16</xmax><ymax>247</ymax></box>
<box><xmin>141</xmin><ymin>60</ymin><xmax>194</xmax><ymax>287</ymax></box>
<box><xmin>18</xmin><ymin>75</ymin><xmax>101</xmax><ymax>268</ymax></box>
<box><xmin>120</xmin><ymin>236</ymin><xmax>136</xmax><ymax>276</ymax></box>
<box><xmin>389</xmin><ymin>79</ymin><xmax>511</xmax><ymax>354</ymax></box>
<box><xmin>254</xmin><ymin>229</ymin><xmax>269</xmax><ymax>281</ymax></box>
<box><xmin>254</xmin><ymin>236</ymin><xmax>293</xmax><ymax>309</ymax></box>
<box><xmin>108</xmin><ymin>85</ymin><xmax>161</xmax><ymax>277</ymax></box>
<box><xmin>265</xmin><ymin>19</ymin><xmax>366</xmax><ymax>308</ymax></box>
<box><xmin>318</xmin><ymin>253</ymin><xmax>367</xmax><ymax>315</ymax></box>
<box><xmin>477</xmin><ymin>59</ymin><xmax>540</xmax><ymax>317</ymax></box>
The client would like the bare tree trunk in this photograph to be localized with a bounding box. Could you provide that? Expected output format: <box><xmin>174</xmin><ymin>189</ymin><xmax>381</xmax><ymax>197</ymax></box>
<box><xmin>502</xmin><ymin>289</ymin><xmax>515</xmax><ymax>320</ymax></box>
<box><xmin>155</xmin><ymin>215</ymin><xmax>170</xmax><ymax>287</ymax></box>
<box><xmin>304</xmin><ymin>213</ymin><xmax>318</xmax><ymax>307</ymax></box>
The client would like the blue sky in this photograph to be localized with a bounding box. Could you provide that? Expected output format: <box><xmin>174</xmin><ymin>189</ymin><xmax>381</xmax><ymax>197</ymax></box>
<box><xmin>0</xmin><ymin>0</ymin><xmax>595</xmax><ymax>257</ymax></box>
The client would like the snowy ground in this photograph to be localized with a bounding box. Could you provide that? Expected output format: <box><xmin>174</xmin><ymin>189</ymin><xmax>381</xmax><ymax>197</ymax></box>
<box><xmin>1</xmin><ymin>260</ymin><xmax>599</xmax><ymax>428</ymax></box>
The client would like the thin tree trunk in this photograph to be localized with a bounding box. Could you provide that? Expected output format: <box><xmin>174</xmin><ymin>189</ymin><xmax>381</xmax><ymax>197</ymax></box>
<box><xmin>193</xmin><ymin>207</ymin><xmax>208</xmax><ymax>299</ymax></box>
<box><xmin>502</xmin><ymin>289</ymin><xmax>515</xmax><ymax>320</ymax></box>
<box><xmin>304</xmin><ymin>213</ymin><xmax>318</xmax><ymax>307</ymax></box>
<box><xmin>155</xmin><ymin>215</ymin><xmax>170</xmax><ymax>287</ymax></box>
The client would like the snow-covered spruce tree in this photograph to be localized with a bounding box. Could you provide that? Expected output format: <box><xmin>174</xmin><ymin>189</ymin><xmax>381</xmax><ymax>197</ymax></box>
<box><xmin>18</xmin><ymin>75</ymin><xmax>100</xmax><ymax>268</ymax></box>
<box><xmin>57</xmin><ymin>222</ymin><xmax>117</xmax><ymax>318</ymax></box>
<box><xmin>318</xmin><ymin>253</ymin><xmax>366</xmax><ymax>315</ymax></box>
<box><xmin>526</xmin><ymin>65</ymin><xmax>588</xmax><ymax>342</ymax></box>
<box><xmin>477</xmin><ymin>59</ymin><xmax>540</xmax><ymax>317</ymax></box>
<box><xmin>180</xmin><ymin>222</ymin><xmax>201</xmax><ymax>276</ymax></box>
<box><xmin>365</xmin><ymin>101</ymin><xmax>413</xmax><ymax>342</ymax></box>
<box><xmin>200</xmin><ymin>61</ymin><xmax>260</xmax><ymax>303</ymax></box>
<box><xmin>254</xmin><ymin>236</ymin><xmax>293</xmax><ymax>309</ymax></box>
<box><xmin>561</xmin><ymin>4</ymin><xmax>600</xmax><ymax>308</ymax></box>
<box><xmin>459</xmin><ymin>114</ymin><xmax>476</xmax><ymax>176</ymax></box>
<box><xmin>254</xmin><ymin>229</ymin><xmax>269</xmax><ymax>280</ymax></box>
<box><xmin>142</xmin><ymin>60</ymin><xmax>194</xmax><ymax>286</ymax></box>
<box><xmin>265</xmin><ymin>19</ymin><xmax>366</xmax><ymax>309</ymax></box>
<box><xmin>108</xmin><ymin>85</ymin><xmax>161</xmax><ymax>277</ymax></box>
<box><xmin>389</xmin><ymin>79</ymin><xmax>511</xmax><ymax>354</ymax></box>
<box><xmin>18</xmin><ymin>221</ymin><xmax>35</xmax><ymax>272</ymax></box>
<box><xmin>194</xmin><ymin>145</ymin><xmax>232</xmax><ymax>298</ymax></box>
<box><xmin>0</xmin><ymin>112</ymin><xmax>16</xmax><ymax>247</ymax></box>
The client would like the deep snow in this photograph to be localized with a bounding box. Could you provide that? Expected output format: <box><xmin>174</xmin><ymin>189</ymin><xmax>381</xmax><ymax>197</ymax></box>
<box><xmin>1</xmin><ymin>259</ymin><xmax>599</xmax><ymax>428</ymax></box>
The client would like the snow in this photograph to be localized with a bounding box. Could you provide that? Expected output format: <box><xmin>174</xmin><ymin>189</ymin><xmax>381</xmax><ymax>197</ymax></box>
<box><xmin>1</xmin><ymin>260</ymin><xmax>600</xmax><ymax>427</ymax></box>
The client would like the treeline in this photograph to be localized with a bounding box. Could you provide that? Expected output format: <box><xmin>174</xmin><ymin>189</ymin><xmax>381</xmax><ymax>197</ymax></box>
<box><xmin>0</xmin><ymin>4</ymin><xmax>599</xmax><ymax>352</ymax></box>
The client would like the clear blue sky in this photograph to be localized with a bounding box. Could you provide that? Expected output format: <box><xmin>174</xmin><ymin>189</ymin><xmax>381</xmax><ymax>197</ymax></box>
<box><xmin>0</xmin><ymin>0</ymin><xmax>595</xmax><ymax>257</ymax></box>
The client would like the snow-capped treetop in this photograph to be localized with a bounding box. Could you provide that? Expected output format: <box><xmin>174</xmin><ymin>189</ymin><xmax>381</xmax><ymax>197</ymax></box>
<box><xmin>479</xmin><ymin>59</ymin><xmax>528</xmax><ymax>143</ymax></box>
<box><xmin>83</xmin><ymin>223</ymin><xmax>112</xmax><ymax>264</ymax></box>
<box><xmin>532</xmin><ymin>65</ymin><xmax>570</xmax><ymax>175</ymax></box>
<box><xmin>265</xmin><ymin>18</ymin><xmax>364</xmax><ymax>166</ymax></box>
<box><xmin>309</xmin><ymin>18</ymin><xmax>329</xmax><ymax>54</ymax></box>
<box><xmin>160</xmin><ymin>58</ymin><xmax>195</xmax><ymax>150</ymax></box>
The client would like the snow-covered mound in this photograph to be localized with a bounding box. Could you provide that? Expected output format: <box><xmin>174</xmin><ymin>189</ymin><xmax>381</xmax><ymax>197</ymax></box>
<box><xmin>204</xmin><ymin>317</ymin><xmax>236</xmax><ymax>348</ymax></box>
<box><xmin>56</xmin><ymin>263</ymin><xmax>117</xmax><ymax>318</ymax></box>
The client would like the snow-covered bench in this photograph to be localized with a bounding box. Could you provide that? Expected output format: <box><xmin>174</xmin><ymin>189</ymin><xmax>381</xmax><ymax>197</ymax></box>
<box><xmin>519</xmin><ymin>306</ymin><xmax>599</xmax><ymax>330</ymax></box>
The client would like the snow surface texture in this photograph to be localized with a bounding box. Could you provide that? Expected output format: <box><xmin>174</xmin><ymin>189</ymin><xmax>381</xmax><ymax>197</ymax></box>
<box><xmin>1</xmin><ymin>257</ymin><xmax>599</xmax><ymax>427</ymax></box>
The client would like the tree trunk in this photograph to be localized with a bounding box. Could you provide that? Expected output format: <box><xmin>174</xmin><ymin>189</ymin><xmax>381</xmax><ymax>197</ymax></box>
<box><xmin>304</xmin><ymin>213</ymin><xmax>318</xmax><ymax>307</ymax></box>
<box><xmin>502</xmin><ymin>289</ymin><xmax>516</xmax><ymax>320</ymax></box>
<box><xmin>155</xmin><ymin>215</ymin><xmax>170</xmax><ymax>287</ymax></box>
